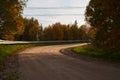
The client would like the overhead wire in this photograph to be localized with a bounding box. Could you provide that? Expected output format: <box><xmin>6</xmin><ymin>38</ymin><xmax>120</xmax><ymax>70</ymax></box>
<box><xmin>23</xmin><ymin>6</ymin><xmax>85</xmax><ymax>16</ymax></box>
<box><xmin>23</xmin><ymin>14</ymin><xmax>84</xmax><ymax>16</ymax></box>
<box><xmin>24</xmin><ymin>6</ymin><xmax>86</xmax><ymax>9</ymax></box>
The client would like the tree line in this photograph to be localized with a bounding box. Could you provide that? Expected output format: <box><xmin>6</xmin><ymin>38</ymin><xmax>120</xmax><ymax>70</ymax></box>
<box><xmin>39</xmin><ymin>21</ymin><xmax>89</xmax><ymax>41</ymax></box>
<box><xmin>15</xmin><ymin>19</ymin><xmax>91</xmax><ymax>41</ymax></box>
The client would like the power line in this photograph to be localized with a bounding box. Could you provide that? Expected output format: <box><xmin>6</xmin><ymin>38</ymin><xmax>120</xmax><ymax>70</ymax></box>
<box><xmin>23</xmin><ymin>14</ymin><xmax>84</xmax><ymax>16</ymax></box>
<box><xmin>24</xmin><ymin>6</ymin><xmax>86</xmax><ymax>9</ymax></box>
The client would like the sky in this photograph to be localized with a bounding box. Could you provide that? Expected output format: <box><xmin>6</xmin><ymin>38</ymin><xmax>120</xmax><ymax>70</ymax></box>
<box><xmin>23</xmin><ymin>0</ymin><xmax>90</xmax><ymax>27</ymax></box>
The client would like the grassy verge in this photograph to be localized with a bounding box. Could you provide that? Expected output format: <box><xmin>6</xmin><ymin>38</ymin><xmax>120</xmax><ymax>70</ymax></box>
<box><xmin>0</xmin><ymin>44</ymin><xmax>35</xmax><ymax>62</ymax></box>
<box><xmin>0</xmin><ymin>43</ymin><xmax>50</xmax><ymax>62</ymax></box>
<box><xmin>73</xmin><ymin>45</ymin><xmax>120</xmax><ymax>61</ymax></box>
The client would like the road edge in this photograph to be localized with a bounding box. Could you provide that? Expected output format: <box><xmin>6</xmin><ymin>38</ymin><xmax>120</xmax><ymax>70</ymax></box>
<box><xmin>60</xmin><ymin>47</ymin><xmax>120</xmax><ymax>68</ymax></box>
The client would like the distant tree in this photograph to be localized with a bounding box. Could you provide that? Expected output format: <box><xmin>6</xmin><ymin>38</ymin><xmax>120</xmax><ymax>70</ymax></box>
<box><xmin>22</xmin><ymin>18</ymin><xmax>41</xmax><ymax>41</ymax></box>
<box><xmin>44</xmin><ymin>23</ymin><xmax>63</xmax><ymax>41</ymax></box>
<box><xmin>38</xmin><ymin>24</ymin><xmax>44</xmax><ymax>41</ymax></box>
<box><xmin>52</xmin><ymin>23</ymin><xmax>63</xmax><ymax>40</ymax></box>
<box><xmin>44</xmin><ymin>26</ymin><xmax>54</xmax><ymax>40</ymax></box>
<box><xmin>43</xmin><ymin>22</ymin><xmax>90</xmax><ymax>41</ymax></box>
<box><xmin>61</xmin><ymin>25</ymin><xmax>71</xmax><ymax>40</ymax></box>
<box><xmin>70</xmin><ymin>21</ymin><xmax>79</xmax><ymax>40</ymax></box>
<box><xmin>79</xmin><ymin>25</ymin><xmax>88</xmax><ymax>41</ymax></box>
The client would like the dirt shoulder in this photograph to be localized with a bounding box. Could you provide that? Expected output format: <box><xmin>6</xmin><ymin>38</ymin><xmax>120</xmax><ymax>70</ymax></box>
<box><xmin>0</xmin><ymin>53</ymin><xmax>19</xmax><ymax>80</ymax></box>
<box><xmin>0</xmin><ymin>48</ymin><xmax>29</xmax><ymax>80</ymax></box>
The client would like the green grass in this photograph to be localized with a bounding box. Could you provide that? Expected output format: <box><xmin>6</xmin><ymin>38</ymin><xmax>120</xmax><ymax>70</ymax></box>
<box><xmin>73</xmin><ymin>45</ymin><xmax>120</xmax><ymax>61</ymax></box>
<box><xmin>0</xmin><ymin>44</ymin><xmax>34</xmax><ymax>62</ymax></box>
<box><xmin>0</xmin><ymin>43</ymin><xmax>46</xmax><ymax>62</ymax></box>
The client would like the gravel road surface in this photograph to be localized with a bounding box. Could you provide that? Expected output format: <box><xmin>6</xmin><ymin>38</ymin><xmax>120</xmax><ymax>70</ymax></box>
<box><xmin>18</xmin><ymin>43</ymin><xmax>120</xmax><ymax>80</ymax></box>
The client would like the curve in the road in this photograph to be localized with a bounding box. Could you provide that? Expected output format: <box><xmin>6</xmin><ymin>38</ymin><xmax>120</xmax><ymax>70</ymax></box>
<box><xmin>18</xmin><ymin>43</ymin><xmax>120</xmax><ymax>80</ymax></box>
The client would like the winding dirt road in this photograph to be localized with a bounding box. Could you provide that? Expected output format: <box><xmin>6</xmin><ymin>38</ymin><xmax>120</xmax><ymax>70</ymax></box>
<box><xmin>18</xmin><ymin>43</ymin><xmax>120</xmax><ymax>80</ymax></box>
